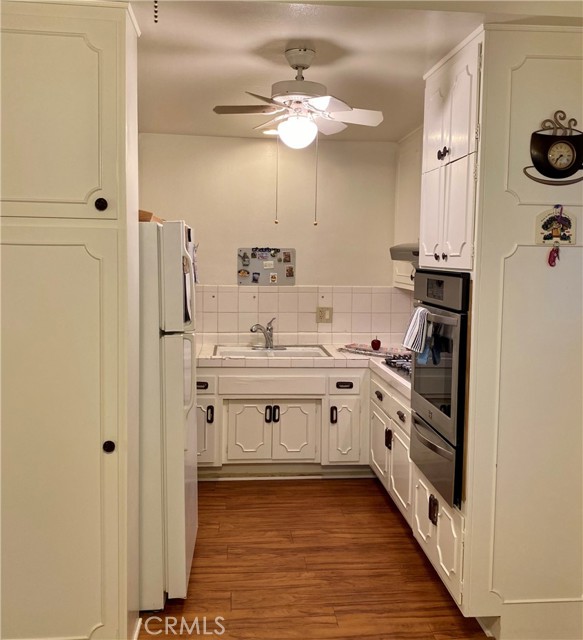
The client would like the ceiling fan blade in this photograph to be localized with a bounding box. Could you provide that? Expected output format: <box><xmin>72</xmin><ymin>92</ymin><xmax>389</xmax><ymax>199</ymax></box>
<box><xmin>213</xmin><ymin>105</ymin><xmax>284</xmax><ymax>115</ymax></box>
<box><xmin>308</xmin><ymin>95</ymin><xmax>351</xmax><ymax>113</ymax></box>
<box><xmin>246</xmin><ymin>91</ymin><xmax>281</xmax><ymax>107</ymax></box>
<box><xmin>313</xmin><ymin>116</ymin><xmax>348</xmax><ymax>135</ymax></box>
<box><xmin>253</xmin><ymin>114</ymin><xmax>289</xmax><ymax>130</ymax></box>
<box><xmin>330</xmin><ymin>109</ymin><xmax>384</xmax><ymax>127</ymax></box>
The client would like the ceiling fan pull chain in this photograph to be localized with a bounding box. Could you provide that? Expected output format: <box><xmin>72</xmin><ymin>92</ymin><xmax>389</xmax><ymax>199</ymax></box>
<box><xmin>314</xmin><ymin>133</ymin><xmax>319</xmax><ymax>226</ymax></box>
<box><xmin>274</xmin><ymin>136</ymin><xmax>279</xmax><ymax>225</ymax></box>
<box><xmin>153</xmin><ymin>0</ymin><xmax>159</xmax><ymax>24</ymax></box>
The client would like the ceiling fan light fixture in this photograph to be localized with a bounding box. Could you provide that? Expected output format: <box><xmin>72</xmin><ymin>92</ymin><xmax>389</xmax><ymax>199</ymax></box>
<box><xmin>262</xmin><ymin>129</ymin><xmax>279</xmax><ymax>136</ymax></box>
<box><xmin>277</xmin><ymin>116</ymin><xmax>318</xmax><ymax>149</ymax></box>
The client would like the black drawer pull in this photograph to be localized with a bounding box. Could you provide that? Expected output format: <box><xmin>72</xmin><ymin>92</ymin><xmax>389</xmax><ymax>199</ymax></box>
<box><xmin>103</xmin><ymin>440</ymin><xmax>116</xmax><ymax>453</ymax></box>
<box><xmin>434</xmin><ymin>253</ymin><xmax>441</xmax><ymax>261</ymax></box>
<box><xmin>206</xmin><ymin>405</ymin><xmax>214</xmax><ymax>424</ymax></box>
<box><xmin>442</xmin><ymin>253</ymin><xmax>448</xmax><ymax>261</ymax></box>
<box><xmin>273</xmin><ymin>405</ymin><xmax>280</xmax><ymax>423</ymax></box>
<box><xmin>265</xmin><ymin>405</ymin><xmax>272</xmax><ymax>424</ymax></box>
<box><xmin>336</xmin><ymin>381</ymin><xmax>354</xmax><ymax>390</ymax></box>
<box><xmin>396</xmin><ymin>410</ymin><xmax>406</xmax><ymax>423</ymax></box>
<box><xmin>385</xmin><ymin>428</ymin><xmax>393</xmax><ymax>450</ymax></box>
<box><xmin>197</xmin><ymin>381</ymin><xmax>209</xmax><ymax>390</ymax></box>
<box><xmin>330</xmin><ymin>406</ymin><xmax>338</xmax><ymax>424</ymax></box>
<box><xmin>375</xmin><ymin>390</ymin><xmax>383</xmax><ymax>402</ymax></box>
<box><xmin>95</xmin><ymin>197</ymin><xmax>108</xmax><ymax>211</ymax></box>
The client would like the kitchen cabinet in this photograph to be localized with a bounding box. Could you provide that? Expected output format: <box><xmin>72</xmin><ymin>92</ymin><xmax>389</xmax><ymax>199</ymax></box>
<box><xmin>0</xmin><ymin>2</ymin><xmax>139</xmax><ymax>639</ymax></box>
<box><xmin>1</xmin><ymin>1</ymin><xmax>125</xmax><ymax>220</ymax></box>
<box><xmin>412</xmin><ymin>464</ymin><xmax>464</xmax><ymax>604</ymax></box>
<box><xmin>226</xmin><ymin>399</ymin><xmax>320</xmax><ymax>462</ymax></box>
<box><xmin>323</xmin><ymin>374</ymin><xmax>364</xmax><ymax>464</ymax></box>
<box><xmin>370</xmin><ymin>375</ymin><xmax>413</xmax><ymax>526</ymax></box>
<box><xmin>370</xmin><ymin>402</ymin><xmax>390</xmax><ymax>485</ymax></box>
<box><xmin>419</xmin><ymin>33</ymin><xmax>482</xmax><ymax>271</ymax></box>
<box><xmin>325</xmin><ymin>398</ymin><xmax>361</xmax><ymax>463</ymax></box>
<box><xmin>196</xmin><ymin>376</ymin><xmax>221</xmax><ymax>466</ymax></box>
<box><xmin>422</xmin><ymin>39</ymin><xmax>481</xmax><ymax>174</ymax></box>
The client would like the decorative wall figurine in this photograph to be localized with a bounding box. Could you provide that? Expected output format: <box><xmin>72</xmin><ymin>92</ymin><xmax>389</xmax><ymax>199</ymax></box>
<box><xmin>535</xmin><ymin>205</ymin><xmax>576</xmax><ymax>245</ymax></box>
<box><xmin>524</xmin><ymin>111</ymin><xmax>583</xmax><ymax>185</ymax></box>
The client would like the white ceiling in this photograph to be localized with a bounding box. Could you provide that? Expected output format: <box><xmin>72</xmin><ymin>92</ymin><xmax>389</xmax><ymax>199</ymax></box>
<box><xmin>132</xmin><ymin>1</ymin><xmax>582</xmax><ymax>143</ymax></box>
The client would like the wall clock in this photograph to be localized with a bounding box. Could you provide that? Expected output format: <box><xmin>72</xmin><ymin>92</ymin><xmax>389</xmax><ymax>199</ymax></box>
<box><xmin>524</xmin><ymin>110</ymin><xmax>583</xmax><ymax>185</ymax></box>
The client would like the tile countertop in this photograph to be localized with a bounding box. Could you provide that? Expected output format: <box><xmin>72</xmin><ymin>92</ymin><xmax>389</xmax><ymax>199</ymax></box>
<box><xmin>197</xmin><ymin>343</ymin><xmax>411</xmax><ymax>399</ymax></box>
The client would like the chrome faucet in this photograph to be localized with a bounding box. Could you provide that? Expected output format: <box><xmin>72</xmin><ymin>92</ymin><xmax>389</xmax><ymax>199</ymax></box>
<box><xmin>250</xmin><ymin>317</ymin><xmax>276</xmax><ymax>349</ymax></box>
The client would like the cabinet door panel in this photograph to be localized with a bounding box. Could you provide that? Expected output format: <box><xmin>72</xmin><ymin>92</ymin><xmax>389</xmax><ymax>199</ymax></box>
<box><xmin>423</xmin><ymin>79</ymin><xmax>447</xmax><ymax>173</ymax></box>
<box><xmin>436</xmin><ymin>504</ymin><xmax>464</xmax><ymax>603</ymax></box>
<box><xmin>328</xmin><ymin>398</ymin><xmax>360</xmax><ymax>463</ymax></box>
<box><xmin>196</xmin><ymin>399</ymin><xmax>219</xmax><ymax>466</ymax></box>
<box><xmin>442</xmin><ymin>155</ymin><xmax>476</xmax><ymax>269</ymax></box>
<box><xmin>272</xmin><ymin>401</ymin><xmax>318</xmax><ymax>461</ymax></box>
<box><xmin>1</xmin><ymin>4</ymin><xmax>119</xmax><ymax>218</ymax></box>
<box><xmin>227</xmin><ymin>402</ymin><xmax>271</xmax><ymax>460</ymax></box>
<box><xmin>388</xmin><ymin>423</ymin><xmax>412</xmax><ymax>525</ymax></box>
<box><xmin>447</xmin><ymin>49</ymin><xmax>480</xmax><ymax>163</ymax></box>
<box><xmin>419</xmin><ymin>167</ymin><xmax>443</xmax><ymax>268</ymax></box>
<box><xmin>1</xmin><ymin>227</ymin><xmax>119</xmax><ymax>639</ymax></box>
<box><xmin>412</xmin><ymin>469</ymin><xmax>433</xmax><ymax>547</ymax></box>
<box><xmin>370</xmin><ymin>404</ymin><xmax>389</xmax><ymax>486</ymax></box>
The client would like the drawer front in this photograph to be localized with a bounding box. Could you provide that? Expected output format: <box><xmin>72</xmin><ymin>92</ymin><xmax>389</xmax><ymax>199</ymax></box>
<box><xmin>219</xmin><ymin>375</ymin><xmax>327</xmax><ymax>396</ymax></box>
<box><xmin>328</xmin><ymin>374</ymin><xmax>361</xmax><ymax>395</ymax></box>
<box><xmin>196</xmin><ymin>375</ymin><xmax>216</xmax><ymax>395</ymax></box>
<box><xmin>370</xmin><ymin>378</ymin><xmax>411</xmax><ymax>437</ymax></box>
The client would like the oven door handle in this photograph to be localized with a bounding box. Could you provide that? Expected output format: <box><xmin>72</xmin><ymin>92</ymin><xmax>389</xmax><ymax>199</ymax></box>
<box><xmin>425</xmin><ymin>313</ymin><xmax>459</xmax><ymax>327</ymax></box>
<box><xmin>412</xmin><ymin>420</ymin><xmax>454</xmax><ymax>461</ymax></box>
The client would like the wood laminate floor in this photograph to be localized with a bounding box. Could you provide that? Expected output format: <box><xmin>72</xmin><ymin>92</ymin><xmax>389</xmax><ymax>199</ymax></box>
<box><xmin>139</xmin><ymin>478</ymin><xmax>486</xmax><ymax>639</ymax></box>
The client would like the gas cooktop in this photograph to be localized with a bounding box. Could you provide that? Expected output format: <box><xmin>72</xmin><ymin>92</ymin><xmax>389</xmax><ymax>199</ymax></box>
<box><xmin>381</xmin><ymin>351</ymin><xmax>412</xmax><ymax>379</ymax></box>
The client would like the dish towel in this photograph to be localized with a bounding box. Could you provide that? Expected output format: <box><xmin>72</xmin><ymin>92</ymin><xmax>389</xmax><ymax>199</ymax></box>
<box><xmin>402</xmin><ymin>307</ymin><xmax>429</xmax><ymax>353</ymax></box>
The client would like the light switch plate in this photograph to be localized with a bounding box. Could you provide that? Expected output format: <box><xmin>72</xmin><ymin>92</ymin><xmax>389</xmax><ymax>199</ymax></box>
<box><xmin>316</xmin><ymin>307</ymin><xmax>333</xmax><ymax>323</ymax></box>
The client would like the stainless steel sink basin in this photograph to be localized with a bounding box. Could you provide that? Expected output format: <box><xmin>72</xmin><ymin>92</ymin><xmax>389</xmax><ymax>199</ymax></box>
<box><xmin>213</xmin><ymin>345</ymin><xmax>333</xmax><ymax>358</ymax></box>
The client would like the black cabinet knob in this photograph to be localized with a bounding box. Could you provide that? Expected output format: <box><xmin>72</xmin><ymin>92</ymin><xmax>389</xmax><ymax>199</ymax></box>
<box><xmin>375</xmin><ymin>390</ymin><xmax>383</xmax><ymax>402</ymax></box>
<box><xmin>95</xmin><ymin>198</ymin><xmax>108</xmax><ymax>211</ymax></box>
<box><xmin>397</xmin><ymin>410</ymin><xmax>406</xmax><ymax>423</ymax></box>
<box><xmin>103</xmin><ymin>440</ymin><xmax>116</xmax><ymax>453</ymax></box>
<box><xmin>434</xmin><ymin>253</ymin><xmax>440</xmax><ymax>261</ymax></box>
<box><xmin>437</xmin><ymin>146</ymin><xmax>450</xmax><ymax>161</ymax></box>
<box><xmin>441</xmin><ymin>253</ymin><xmax>448</xmax><ymax>261</ymax></box>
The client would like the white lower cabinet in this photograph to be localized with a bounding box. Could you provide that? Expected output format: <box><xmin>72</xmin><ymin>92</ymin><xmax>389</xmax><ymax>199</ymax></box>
<box><xmin>226</xmin><ymin>399</ymin><xmax>320</xmax><ymax>462</ymax></box>
<box><xmin>369</xmin><ymin>374</ymin><xmax>413</xmax><ymax>526</ymax></box>
<box><xmin>325</xmin><ymin>397</ymin><xmax>361</xmax><ymax>463</ymax></box>
<box><xmin>196</xmin><ymin>376</ymin><xmax>220</xmax><ymax>467</ymax></box>
<box><xmin>370</xmin><ymin>402</ymin><xmax>390</xmax><ymax>485</ymax></box>
<box><xmin>387</xmin><ymin>421</ymin><xmax>412</xmax><ymax>526</ymax></box>
<box><xmin>412</xmin><ymin>465</ymin><xmax>464</xmax><ymax>604</ymax></box>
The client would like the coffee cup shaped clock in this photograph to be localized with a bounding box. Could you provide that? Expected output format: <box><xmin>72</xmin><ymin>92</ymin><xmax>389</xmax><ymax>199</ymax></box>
<box><xmin>525</xmin><ymin>110</ymin><xmax>583</xmax><ymax>185</ymax></box>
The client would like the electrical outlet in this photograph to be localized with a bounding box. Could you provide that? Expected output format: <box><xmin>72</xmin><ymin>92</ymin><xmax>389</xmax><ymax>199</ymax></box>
<box><xmin>316</xmin><ymin>307</ymin><xmax>333</xmax><ymax>323</ymax></box>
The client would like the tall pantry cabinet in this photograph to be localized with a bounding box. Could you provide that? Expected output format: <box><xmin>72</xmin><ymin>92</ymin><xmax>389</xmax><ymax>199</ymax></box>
<box><xmin>0</xmin><ymin>2</ymin><xmax>140</xmax><ymax>639</ymax></box>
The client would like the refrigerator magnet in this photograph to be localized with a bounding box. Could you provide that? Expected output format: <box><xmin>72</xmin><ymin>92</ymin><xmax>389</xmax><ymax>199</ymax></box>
<box><xmin>270</xmin><ymin>273</ymin><xmax>278</xmax><ymax>284</ymax></box>
<box><xmin>286</xmin><ymin>266</ymin><xmax>295</xmax><ymax>278</ymax></box>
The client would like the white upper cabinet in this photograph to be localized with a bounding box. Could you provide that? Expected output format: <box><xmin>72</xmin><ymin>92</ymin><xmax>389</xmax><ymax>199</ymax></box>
<box><xmin>422</xmin><ymin>38</ymin><xmax>481</xmax><ymax>173</ymax></box>
<box><xmin>419</xmin><ymin>33</ymin><xmax>482</xmax><ymax>270</ymax></box>
<box><xmin>1</xmin><ymin>2</ymin><xmax>122</xmax><ymax>219</ymax></box>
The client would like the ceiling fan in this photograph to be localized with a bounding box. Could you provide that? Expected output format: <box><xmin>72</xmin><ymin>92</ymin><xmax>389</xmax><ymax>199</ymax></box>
<box><xmin>212</xmin><ymin>48</ymin><xmax>384</xmax><ymax>149</ymax></box>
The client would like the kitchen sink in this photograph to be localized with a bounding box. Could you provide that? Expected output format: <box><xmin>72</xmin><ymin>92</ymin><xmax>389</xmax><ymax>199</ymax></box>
<box><xmin>213</xmin><ymin>345</ymin><xmax>333</xmax><ymax>358</ymax></box>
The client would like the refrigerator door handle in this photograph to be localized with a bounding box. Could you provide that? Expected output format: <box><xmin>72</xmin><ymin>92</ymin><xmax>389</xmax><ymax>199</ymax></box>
<box><xmin>183</xmin><ymin>333</ymin><xmax>196</xmax><ymax>415</ymax></box>
<box><xmin>182</xmin><ymin>243</ymin><xmax>196</xmax><ymax>332</ymax></box>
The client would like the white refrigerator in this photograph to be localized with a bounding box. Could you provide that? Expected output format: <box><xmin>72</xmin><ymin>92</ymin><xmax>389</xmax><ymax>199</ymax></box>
<box><xmin>139</xmin><ymin>220</ymin><xmax>198</xmax><ymax>611</ymax></box>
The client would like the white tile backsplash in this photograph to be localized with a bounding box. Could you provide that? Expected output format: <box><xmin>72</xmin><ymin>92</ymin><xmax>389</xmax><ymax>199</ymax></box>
<box><xmin>198</xmin><ymin>285</ymin><xmax>413</xmax><ymax>346</ymax></box>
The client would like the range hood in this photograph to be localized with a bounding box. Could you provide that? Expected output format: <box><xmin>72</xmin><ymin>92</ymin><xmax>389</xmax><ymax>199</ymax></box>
<box><xmin>390</xmin><ymin>243</ymin><xmax>419</xmax><ymax>266</ymax></box>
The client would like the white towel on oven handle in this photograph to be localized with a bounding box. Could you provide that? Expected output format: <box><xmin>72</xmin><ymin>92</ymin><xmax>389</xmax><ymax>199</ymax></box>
<box><xmin>402</xmin><ymin>307</ymin><xmax>429</xmax><ymax>353</ymax></box>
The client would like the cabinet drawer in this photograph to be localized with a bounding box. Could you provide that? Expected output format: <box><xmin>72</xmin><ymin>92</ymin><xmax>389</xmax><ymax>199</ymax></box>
<box><xmin>328</xmin><ymin>374</ymin><xmax>361</xmax><ymax>395</ymax></box>
<box><xmin>219</xmin><ymin>375</ymin><xmax>326</xmax><ymax>396</ymax></box>
<box><xmin>196</xmin><ymin>375</ymin><xmax>216</xmax><ymax>395</ymax></box>
<box><xmin>370</xmin><ymin>378</ymin><xmax>411</xmax><ymax>436</ymax></box>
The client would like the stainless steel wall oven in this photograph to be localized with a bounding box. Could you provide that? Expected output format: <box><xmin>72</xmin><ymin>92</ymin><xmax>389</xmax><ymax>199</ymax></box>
<box><xmin>410</xmin><ymin>270</ymin><xmax>470</xmax><ymax>508</ymax></box>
